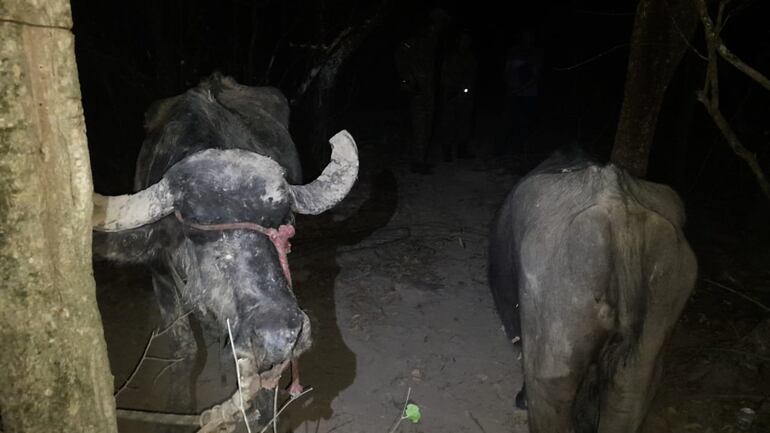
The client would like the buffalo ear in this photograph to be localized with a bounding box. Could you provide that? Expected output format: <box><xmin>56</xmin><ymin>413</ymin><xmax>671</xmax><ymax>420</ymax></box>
<box><xmin>92</xmin><ymin>223</ymin><xmax>164</xmax><ymax>264</ymax></box>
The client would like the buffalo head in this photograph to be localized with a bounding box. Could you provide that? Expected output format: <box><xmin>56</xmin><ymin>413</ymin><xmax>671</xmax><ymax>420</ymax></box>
<box><xmin>93</xmin><ymin>130</ymin><xmax>358</xmax><ymax>378</ymax></box>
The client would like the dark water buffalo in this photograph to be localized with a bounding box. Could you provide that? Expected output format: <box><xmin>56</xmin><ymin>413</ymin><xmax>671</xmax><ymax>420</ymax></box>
<box><xmin>489</xmin><ymin>147</ymin><xmax>696</xmax><ymax>432</ymax></box>
<box><xmin>92</xmin><ymin>74</ymin><xmax>358</xmax><ymax>426</ymax></box>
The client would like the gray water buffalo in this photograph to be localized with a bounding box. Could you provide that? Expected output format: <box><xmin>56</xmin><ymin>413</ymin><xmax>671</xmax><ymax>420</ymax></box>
<box><xmin>92</xmin><ymin>74</ymin><xmax>358</xmax><ymax>426</ymax></box>
<box><xmin>489</xmin><ymin>147</ymin><xmax>696</xmax><ymax>432</ymax></box>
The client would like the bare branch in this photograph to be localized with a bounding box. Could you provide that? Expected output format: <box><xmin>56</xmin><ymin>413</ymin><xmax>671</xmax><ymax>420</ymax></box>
<box><xmin>717</xmin><ymin>44</ymin><xmax>770</xmax><ymax>92</ymax></box>
<box><xmin>552</xmin><ymin>43</ymin><xmax>631</xmax><ymax>72</ymax></box>
<box><xmin>293</xmin><ymin>0</ymin><xmax>391</xmax><ymax>100</ymax></box>
<box><xmin>152</xmin><ymin>358</ymin><xmax>185</xmax><ymax>385</ymax></box>
<box><xmin>722</xmin><ymin>0</ymin><xmax>758</xmax><ymax>30</ymax></box>
<box><xmin>114</xmin><ymin>330</ymin><xmax>158</xmax><ymax>398</ymax></box>
<box><xmin>694</xmin><ymin>0</ymin><xmax>770</xmax><ymax>200</ymax></box>
<box><xmin>258</xmin><ymin>387</ymin><xmax>314</xmax><ymax>433</ymax></box>
<box><xmin>264</xmin><ymin>17</ymin><xmax>303</xmax><ymax>85</ymax></box>
<box><xmin>695</xmin><ymin>92</ymin><xmax>770</xmax><ymax>199</ymax></box>
<box><xmin>716</xmin><ymin>0</ymin><xmax>730</xmax><ymax>32</ymax></box>
<box><xmin>665</xmin><ymin>0</ymin><xmax>708</xmax><ymax>61</ymax></box>
<box><xmin>696</xmin><ymin>0</ymin><xmax>720</xmax><ymax>104</ymax></box>
<box><xmin>156</xmin><ymin>310</ymin><xmax>194</xmax><ymax>337</ymax></box>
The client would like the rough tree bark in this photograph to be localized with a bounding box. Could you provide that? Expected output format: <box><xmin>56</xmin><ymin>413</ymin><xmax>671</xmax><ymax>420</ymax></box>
<box><xmin>0</xmin><ymin>1</ymin><xmax>118</xmax><ymax>432</ymax></box>
<box><xmin>611</xmin><ymin>0</ymin><xmax>698</xmax><ymax>178</ymax></box>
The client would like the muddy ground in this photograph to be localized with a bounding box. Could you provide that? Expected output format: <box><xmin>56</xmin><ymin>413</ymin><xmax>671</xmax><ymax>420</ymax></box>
<box><xmin>95</xmin><ymin>113</ymin><xmax>769</xmax><ymax>433</ymax></box>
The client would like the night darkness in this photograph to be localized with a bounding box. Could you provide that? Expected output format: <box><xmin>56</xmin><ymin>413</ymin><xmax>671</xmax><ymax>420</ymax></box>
<box><xmin>71</xmin><ymin>0</ymin><xmax>770</xmax><ymax>431</ymax></box>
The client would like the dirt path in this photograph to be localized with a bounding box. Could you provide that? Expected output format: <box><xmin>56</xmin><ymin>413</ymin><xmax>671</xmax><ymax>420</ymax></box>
<box><xmin>283</xmin><ymin>153</ymin><xmax>526</xmax><ymax>433</ymax></box>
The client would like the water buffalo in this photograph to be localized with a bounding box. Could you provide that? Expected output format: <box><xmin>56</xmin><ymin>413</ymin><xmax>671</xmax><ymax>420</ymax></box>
<box><xmin>92</xmin><ymin>74</ymin><xmax>358</xmax><ymax>426</ymax></box>
<box><xmin>489</xmin><ymin>147</ymin><xmax>696</xmax><ymax>432</ymax></box>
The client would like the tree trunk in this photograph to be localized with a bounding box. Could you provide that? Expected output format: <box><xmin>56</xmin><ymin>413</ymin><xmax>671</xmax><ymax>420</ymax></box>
<box><xmin>298</xmin><ymin>1</ymin><xmax>392</xmax><ymax>170</ymax></box>
<box><xmin>0</xmin><ymin>1</ymin><xmax>118</xmax><ymax>432</ymax></box>
<box><xmin>611</xmin><ymin>0</ymin><xmax>698</xmax><ymax>178</ymax></box>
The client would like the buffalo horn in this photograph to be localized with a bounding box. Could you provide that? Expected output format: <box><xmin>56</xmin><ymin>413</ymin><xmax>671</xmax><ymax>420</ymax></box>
<box><xmin>289</xmin><ymin>130</ymin><xmax>359</xmax><ymax>215</ymax></box>
<box><xmin>92</xmin><ymin>178</ymin><xmax>174</xmax><ymax>231</ymax></box>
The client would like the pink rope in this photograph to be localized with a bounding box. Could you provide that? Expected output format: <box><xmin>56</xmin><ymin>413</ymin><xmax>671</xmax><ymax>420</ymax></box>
<box><xmin>174</xmin><ymin>210</ymin><xmax>295</xmax><ymax>287</ymax></box>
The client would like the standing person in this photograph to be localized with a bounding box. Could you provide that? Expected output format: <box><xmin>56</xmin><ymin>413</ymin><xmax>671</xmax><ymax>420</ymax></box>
<box><xmin>436</xmin><ymin>29</ymin><xmax>478</xmax><ymax>161</ymax></box>
<box><xmin>496</xmin><ymin>28</ymin><xmax>543</xmax><ymax>156</ymax></box>
<box><xmin>395</xmin><ymin>8</ymin><xmax>451</xmax><ymax>174</ymax></box>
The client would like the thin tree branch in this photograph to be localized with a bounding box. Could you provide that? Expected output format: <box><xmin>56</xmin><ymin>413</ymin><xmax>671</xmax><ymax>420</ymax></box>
<box><xmin>114</xmin><ymin>310</ymin><xmax>194</xmax><ymax>397</ymax></box>
<box><xmin>717</xmin><ymin>44</ymin><xmax>770</xmax><ymax>92</ymax></box>
<box><xmin>696</xmin><ymin>0</ymin><xmax>720</xmax><ymax>105</ymax></box>
<box><xmin>552</xmin><ymin>43</ymin><xmax>631</xmax><ymax>72</ymax></box>
<box><xmin>694</xmin><ymin>0</ymin><xmax>770</xmax><ymax>200</ymax></box>
<box><xmin>152</xmin><ymin>358</ymin><xmax>185</xmax><ymax>385</ymax></box>
<box><xmin>157</xmin><ymin>310</ymin><xmax>194</xmax><ymax>337</ymax></box>
<box><xmin>721</xmin><ymin>0</ymin><xmax>757</xmax><ymax>31</ymax></box>
<box><xmin>293</xmin><ymin>0</ymin><xmax>391</xmax><ymax>100</ymax></box>
<box><xmin>664</xmin><ymin>0</ymin><xmax>708</xmax><ymax>61</ymax></box>
<box><xmin>696</xmin><ymin>91</ymin><xmax>770</xmax><ymax>199</ymax></box>
<box><xmin>257</xmin><ymin>387</ymin><xmax>314</xmax><ymax>433</ymax></box>
<box><xmin>114</xmin><ymin>330</ymin><xmax>158</xmax><ymax>398</ymax></box>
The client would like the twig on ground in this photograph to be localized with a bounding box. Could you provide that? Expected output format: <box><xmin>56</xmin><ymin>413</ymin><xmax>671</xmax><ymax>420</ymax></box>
<box><xmin>668</xmin><ymin>391</ymin><xmax>768</xmax><ymax>400</ymax></box>
<box><xmin>387</xmin><ymin>387</ymin><xmax>412</xmax><ymax>433</ymax></box>
<box><xmin>325</xmin><ymin>419</ymin><xmax>354</xmax><ymax>433</ymax></box>
<box><xmin>702</xmin><ymin>347</ymin><xmax>770</xmax><ymax>363</ymax></box>
<box><xmin>227</xmin><ymin>318</ymin><xmax>253</xmax><ymax>433</ymax></box>
<box><xmin>466</xmin><ymin>411</ymin><xmax>487</xmax><ymax>433</ymax></box>
<box><xmin>701</xmin><ymin>278</ymin><xmax>770</xmax><ymax>313</ymax></box>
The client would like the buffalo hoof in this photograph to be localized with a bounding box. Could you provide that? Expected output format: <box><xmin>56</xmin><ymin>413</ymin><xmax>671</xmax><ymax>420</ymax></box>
<box><xmin>515</xmin><ymin>386</ymin><xmax>527</xmax><ymax>410</ymax></box>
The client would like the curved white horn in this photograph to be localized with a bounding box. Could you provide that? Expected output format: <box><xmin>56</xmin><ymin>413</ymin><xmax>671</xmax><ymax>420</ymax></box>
<box><xmin>93</xmin><ymin>178</ymin><xmax>174</xmax><ymax>232</ymax></box>
<box><xmin>290</xmin><ymin>130</ymin><xmax>359</xmax><ymax>215</ymax></box>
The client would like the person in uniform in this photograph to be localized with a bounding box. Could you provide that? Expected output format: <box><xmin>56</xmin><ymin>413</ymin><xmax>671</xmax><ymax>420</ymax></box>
<box><xmin>436</xmin><ymin>29</ymin><xmax>477</xmax><ymax>161</ymax></box>
<box><xmin>497</xmin><ymin>28</ymin><xmax>543</xmax><ymax>156</ymax></box>
<box><xmin>395</xmin><ymin>8</ymin><xmax>451</xmax><ymax>174</ymax></box>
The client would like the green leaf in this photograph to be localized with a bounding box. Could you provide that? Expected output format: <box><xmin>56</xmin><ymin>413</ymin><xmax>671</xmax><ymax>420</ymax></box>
<box><xmin>404</xmin><ymin>403</ymin><xmax>421</xmax><ymax>423</ymax></box>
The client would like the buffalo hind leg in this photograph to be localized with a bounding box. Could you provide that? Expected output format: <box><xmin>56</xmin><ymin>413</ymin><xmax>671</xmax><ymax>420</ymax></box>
<box><xmin>598</xmin><ymin>223</ymin><xmax>696</xmax><ymax>433</ymax></box>
<box><xmin>524</xmin><ymin>333</ymin><xmax>606</xmax><ymax>433</ymax></box>
<box><xmin>598</xmin><ymin>351</ymin><xmax>662</xmax><ymax>433</ymax></box>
